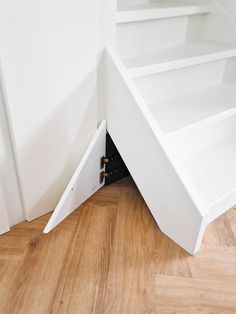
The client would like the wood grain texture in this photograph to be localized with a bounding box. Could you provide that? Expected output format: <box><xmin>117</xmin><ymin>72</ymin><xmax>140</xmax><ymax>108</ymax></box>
<box><xmin>0</xmin><ymin>177</ymin><xmax>236</xmax><ymax>314</ymax></box>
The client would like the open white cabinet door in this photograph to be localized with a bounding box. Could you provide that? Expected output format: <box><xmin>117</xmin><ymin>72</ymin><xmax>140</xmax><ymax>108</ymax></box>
<box><xmin>44</xmin><ymin>120</ymin><xmax>106</xmax><ymax>233</ymax></box>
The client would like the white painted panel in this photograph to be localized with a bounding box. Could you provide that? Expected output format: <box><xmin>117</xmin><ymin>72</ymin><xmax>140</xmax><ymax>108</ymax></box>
<box><xmin>172</xmin><ymin>111</ymin><xmax>236</xmax><ymax>224</ymax></box>
<box><xmin>0</xmin><ymin>185</ymin><xmax>10</xmax><ymax>235</ymax></box>
<box><xmin>224</xmin><ymin>57</ymin><xmax>236</xmax><ymax>84</ymax></box>
<box><xmin>117</xmin><ymin>16</ymin><xmax>188</xmax><ymax>59</ymax></box>
<box><xmin>134</xmin><ymin>59</ymin><xmax>225</xmax><ymax>103</ymax></box>
<box><xmin>186</xmin><ymin>14</ymin><xmax>207</xmax><ymax>41</ymax></box>
<box><xmin>44</xmin><ymin>120</ymin><xmax>106</xmax><ymax>233</ymax></box>
<box><xmin>201</xmin><ymin>1</ymin><xmax>236</xmax><ymax>45</ymax></box>
<box><xmin>118</xmin><ymin>0</ymin><xmax>149</xmax><ymax>9</ymax></box>
<box><xmin>97</xmin><ymin>0</ymin><xmax>116</xmax><ymax>54</ymax></box>
<box><xmin>167</xmin><ymin>112</ymin><xmax>236</xmax><ymax>160</ymax></box>
<box><xmin>149</xmin><ymin>83</ymin><xmax>236</xmax><ymax>134</ymax></box>
<box><xmin>178</xmin><ymin>134</ymin><xmax>236</xmax><ymax>211</ymax></box>
<box><xmin>219</xmin><ymin>0</ymin><xmax>236</xmax><ymax>18</ymax></box>
<box><xmin>97</xmin><ymin>0</ymin><xmax>116</xmax><ymax>124</ymax></box>
<box><xmin>0</xmin><ymin>0</ymin><xmax>98</xmax><ymax>221</ymax></box>
<box><xmin>0</xmin><ymin>66</ymin><xmax>24</xmax><ymax>226</ymax></box>
<box><xmin>117</xmin><ymin>3</ymin><xmax>210</xmax><ymax>23</ymax></box>
<box><xmin>126</xmin><ymin>40</ymin><xmax>236</xmax><ymax>77</ymax></box>
<box><xmin>104</xmin><ymin>48</ymin><xmax>205</xmax><ymax>255</ymax></box>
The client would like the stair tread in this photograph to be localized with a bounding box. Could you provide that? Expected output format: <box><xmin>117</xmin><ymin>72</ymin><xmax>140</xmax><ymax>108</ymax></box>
<box><xmin>179</xmin><ymin>134</ymin><xmax>236</xmax><ymax>211</ymax></box>
<box><xmin>149</xmin><ymin>83</ymin><xmax>236</xmax><ymax>134</ymax></box>
<box><xmin>117</xmin><ymin>2</ymin><xmax>210</xmax><ymax>23</ymax></box>
<box><xmin>124</xmin><ymin>40</ymin><xmax>236</xmax><ymax>77</ymax></box>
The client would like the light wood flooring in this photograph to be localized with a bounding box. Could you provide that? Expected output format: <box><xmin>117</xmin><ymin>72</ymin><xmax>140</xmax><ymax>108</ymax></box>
<box><xmin>0</xmin><ymin>177</ymin><xmax>236</xmax><ymax>314</ymax></box>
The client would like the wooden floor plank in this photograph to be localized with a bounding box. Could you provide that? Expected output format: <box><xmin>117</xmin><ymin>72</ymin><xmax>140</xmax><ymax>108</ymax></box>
<box><xmin>51</xmin><ymin>204</ymin><xmax>117</xmax><ymax>314</ymax></box>
<box><xmin>102</xmin><ymin>184</ymin><xmax>158</xmax><ymax>314</ymax></box>
<box><xmin>0</xmin><ymin>228</ymin><xmax>76</xmax><ymax>313</ymax></box>
<box><xmin>156</xmin><ymin>274</ymin><xmax>236</xmax><ymax>314</ymax></box>
<box><xmin>0</xmin><ymin>177</ymin><xmax>235</xmax><ymax>313</ymax></box>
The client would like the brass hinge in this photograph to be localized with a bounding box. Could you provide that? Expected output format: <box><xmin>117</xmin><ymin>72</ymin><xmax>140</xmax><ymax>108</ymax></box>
<box><xmin>100</xmin><ymin>155</ymin><xmax>119</xmax><ymax>169</ymax></box>
<box><xmin>100</xmin><ymin>156</ymin><xmax>109</xmax><ymax>169</ymax></box>
<box><xmin>100</xmin><ymin>169</ymin><xmax>119</xmax><ymax>184</ymax></box>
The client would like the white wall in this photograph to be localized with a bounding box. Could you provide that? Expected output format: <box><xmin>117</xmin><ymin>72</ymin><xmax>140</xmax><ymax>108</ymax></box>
<box><xmin>219</xmin><ymin>0</ymin><xmax>236</xmax><ymax>18</ymax></box>
<box><xmin>97</xmin><ymin>0</ymin><xmax>116</xmax><ymax>55</ymax></box>
<box><xmin>0</xmin><ymin>184</ymin><xmax>10</xmax><ymax>234</ymax></box>
<box><xmin>0</xmin><ymin>68</ymin><xmax>24</xmax><ymax>226</ymax></box>
<box><xmin>97</xmin><ymin>0</ymin><xmax>116</xmax><ymax>124</ymax></box>
<box><xmin>0</xmin><ymin>0</ymin><xmax>100</xmax><ymax>222</ymax></box>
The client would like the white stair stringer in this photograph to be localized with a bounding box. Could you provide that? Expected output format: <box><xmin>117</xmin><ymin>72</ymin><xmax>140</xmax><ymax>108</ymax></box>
<box><xmin>104</xmin><ymin>48</ymin><xmax>207</xmax><ymax>255</ymax></box>
<box><xmin>106</xmin><ymin>1</ymin><xmax>236</xmax><ymax>254</ymax></box>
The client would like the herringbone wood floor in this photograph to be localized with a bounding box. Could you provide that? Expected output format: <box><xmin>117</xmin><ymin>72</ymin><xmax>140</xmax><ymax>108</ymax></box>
<box><xmin>0</xmin><ymin>177</ymin><xmax>236</xmax><ymax>314</ymax></box>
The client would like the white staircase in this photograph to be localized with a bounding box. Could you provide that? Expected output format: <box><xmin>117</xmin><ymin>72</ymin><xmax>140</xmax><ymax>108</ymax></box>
<box><xmin>44</xmin><ymin>0</ymin><xmax>236</xmax><ymax>255</ymax></box>
<box><xmin>104</xmin><ymin>0</ymin><xmax>236</xmax><ymax>254</ymax></box>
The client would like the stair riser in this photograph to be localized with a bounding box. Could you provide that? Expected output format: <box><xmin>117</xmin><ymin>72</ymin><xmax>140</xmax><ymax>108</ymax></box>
<box><xmin>167</xmin><ymin>114</ymin><xmax>236</xmax><ymax>160</ymax></box>
<box><xmin>133</xmin><ymin>59</ymin><xmax>226</xmax><ymax>103</ymax></box>
<box><xmin>117</xmin><ymin>16</ymin><xmax>188</xmax><ymax>60</ymax></box>
<box><xmin>117</xmin><ymin>12</ymin><xmax>209</xmax><ymax>60</ymax></box>
<box><xmin>118</xmin><ymin>0</ymin><xmax>149</xmax><ymax>7</ymax></box>
<box><xmin>206</xmin><ymin>190</ymin><xmax>236</xmax><ymax>225</ymax></box>
<box><xmin>224</xmin><ymin>57</ymin><xmax>236</xmax><ymax>84</ymax></box>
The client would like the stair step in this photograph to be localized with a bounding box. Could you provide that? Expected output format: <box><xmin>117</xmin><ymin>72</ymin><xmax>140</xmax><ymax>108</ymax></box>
<box><xmin>178</xmin><ymin>133</ymin><xmax>236</xmax><ymax>222</ymax></box>
<box><xmin>124</xmin><ymin>40</ymin><xmax>236</xmax><ymax>77</ymax></box>
<box><xmin>117</xmin><ymin>2</ymin><xmax>210</xmax><ymax>23</ymax></box>
<box><xmin>149</xmin><ymin>83</ymin><xmax>236</xmax><ymax>135</ymax></box>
